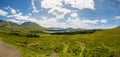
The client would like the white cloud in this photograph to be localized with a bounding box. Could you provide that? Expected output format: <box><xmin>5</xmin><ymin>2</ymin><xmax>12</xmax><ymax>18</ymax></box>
<box><xmin>32</xmin><ymin>16</ymin><xmax>100</xmax><ymax>28</ymax></box>
<box><xmin>7</xmin><ymin>14</ymin><xmax>39</xmax><ymax>25</ymax></box>
<box><xmin>41</xmin><ymin>16</ymin><xmax>48</xmax><ymax>19</ymax></box>
<box><xmin>67</xmin><ymin>17</ymin><xmax>99</xmax><ymax>25</ymax></box>
<box><xmin>32</xmin><ymin>0</ymin><xmax>39</xmax><ymax>13</ymax></box>
<box><xmin>41</xmin><ymin>0</ymin><xmax>95</xmax><ymax>10</ymax></box>
<box><xmin>66</xmin><ymin>18</ymin><xmax>89</xmax><ymax>28</ymax></box>
<box><xmin>90</xmin><ymin>25</ymin><xmax>118</xmax><ymax>29</ymax></box>
<box><xmin>3</xmin><ymin>1</ymin><xmax>114</xmax><ymax>29</ymax></box>
<box><xmin>48</xmin><ymin>7</ymin><xmax>71</xmax><ymax>18</ymax></box>
<box><xmin>70</xmin><ymin>13</ymin><xmax>78</xmax><ymax>18</ymax></box>
<box><xmin>29</xmin><ymin>13</ymin><xmax>32</xmax><ymax>16</ymax></box>
<box><xmin>7</xmin><ymin>12</ymin><xmax>30</xmax><ymax>21</ymax></box>
<box><xmin>4</xmin><ymin>6</ymin><xmax>30</xmax><ymax>21</ymax></box>
<box><xmin>100</xmin><ymin>19</ymin><xmax>107</xmax><ymax>23</ymax></box>
<box><xmin>64</xmin><ymin>0</ymin><xmax>95</xmax><ymax>10</ymax></box>
<box><xmin>115</xmin><ymin>16</ymin><xmax>120</xmax><ymax>20</ymax></box>
<box><xmin>6</xmin><ymin>19</ymin><xmax>25</xmax><ymax>24</ymax></box>
<box><xmin>38</xmin><ymin>17</ymin><xmax>67</xmax><ymax>28</ymax></box>
<box><xmin>5</xmin><ymin>7</ymin><xmax>38</xmax><ymax>23</ymax></box>
<box><xmin>41</xmin><ymin>0</ymin><xmax>63</xmax><ymax>9</ymax></box>
<box><xmin>7</xmin><ymin>19</ymin><xmax>19</xmax><ymax>23</ymax></box>
<box><xmin>82</xmin><ymin>20</ymin><xmax>99</xmax><ymax>24</ymax></box>
<box><xmin>4</xmin><ymin>6</ymin><xmax>17</xmax><ymax>14</ymax></box>
<box><xmin>40</xmin><ymin>0</ymin><xmax>96</xmax><ymax>24</ymax></box>
<box><xmin>0</xmin><ymin>9</ymin><xmax>8</xmax><ymax>16</ymax></box>
<box><xmin>10</xmin><ymin>8</ymin><xmax>17</xmax><ymax>14</ymax></box>
<box><xmin>40</xmin><ymin>0</ymin><xmax>95</xmax><ymax>19</ymax></box>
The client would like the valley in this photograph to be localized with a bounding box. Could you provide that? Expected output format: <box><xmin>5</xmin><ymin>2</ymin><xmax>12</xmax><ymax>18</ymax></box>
<box><xmin>0</xmin><ymin>20</ymin><xmax>120</xmax><ymax>57</ymax></box>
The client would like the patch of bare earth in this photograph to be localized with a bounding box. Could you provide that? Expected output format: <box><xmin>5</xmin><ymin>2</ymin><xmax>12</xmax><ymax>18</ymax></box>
<box><xmin>0</xmin><ymin>40</ymin><xmax>21</xmax><ymax>57</ymax></box>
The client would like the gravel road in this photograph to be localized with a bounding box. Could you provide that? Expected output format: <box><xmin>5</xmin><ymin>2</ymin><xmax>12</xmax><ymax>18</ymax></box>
<box><xmin>0</xmin><ymin>40</ymin><xmax>21</xmax><ymax>57</ymax></box>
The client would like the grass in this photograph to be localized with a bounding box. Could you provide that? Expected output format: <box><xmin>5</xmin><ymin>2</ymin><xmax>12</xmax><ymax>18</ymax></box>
<box><xmin>0</xmin><ymin>28</ymin><xmax>120</xmax><ymax>57</ymax></box>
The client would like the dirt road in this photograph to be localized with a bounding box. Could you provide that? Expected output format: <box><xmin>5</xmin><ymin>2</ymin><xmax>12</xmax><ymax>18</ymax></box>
<box><xmin>0</xmin><ymin>40</ymin><xmax>21</xmax><ymax>57</ymax></box>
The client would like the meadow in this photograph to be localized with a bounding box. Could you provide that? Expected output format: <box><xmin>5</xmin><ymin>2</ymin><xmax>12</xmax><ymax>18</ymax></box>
<box><xmin>0</xmin><ymin>28</ymin><xmax>120</xmax><ymax>57</ymax></box>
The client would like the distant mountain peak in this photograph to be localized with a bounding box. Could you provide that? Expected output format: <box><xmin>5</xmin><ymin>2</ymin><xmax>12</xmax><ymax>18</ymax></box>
<box><xmin>22</xmin><ymin>22</ymin><xmax>39</xmax><ymax>26</ymax></box>
<box><xmin>21</xmin><ymin>21</ymin><xmax>42</xmax><ymax>28</ymax></box>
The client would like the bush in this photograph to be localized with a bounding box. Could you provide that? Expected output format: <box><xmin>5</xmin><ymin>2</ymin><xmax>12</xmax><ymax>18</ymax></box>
<box><xmin>8</xmin><ymin>32</ymin><xmax>20</xmax><ymax>36</ymax></box>
<box><xmin>26</xmin><ymin>34</ymin><xmax>40</xmax><ymax>38</ymax></box>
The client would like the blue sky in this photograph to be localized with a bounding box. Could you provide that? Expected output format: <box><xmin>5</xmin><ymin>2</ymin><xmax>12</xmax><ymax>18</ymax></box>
<box><xmin>0</xmin><ymin>0</ymin><xmax>120</xmax><ymax>29</ymax></box>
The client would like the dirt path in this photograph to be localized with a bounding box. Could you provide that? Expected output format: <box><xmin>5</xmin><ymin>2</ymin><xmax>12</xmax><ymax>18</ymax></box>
<box><xmin>77</xmin><ymin>41</ymin><xmax>86</xmax><ymax>57</ymax></box>
<box><xmin>0</xmin><ymin>40</ymin><xmax>21</xmax><ymax>57</ymax></box>
<box><xmin>62</xmin><ymin>43</ymin><xmax>69</xmax><ymax>54</ymax></box>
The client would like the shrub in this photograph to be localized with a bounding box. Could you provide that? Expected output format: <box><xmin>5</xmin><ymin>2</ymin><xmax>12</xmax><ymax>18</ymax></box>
<box><xmin>26</xmin><ymin>34</ymin><xmax>40</xmax><ymax>38</ymax></box>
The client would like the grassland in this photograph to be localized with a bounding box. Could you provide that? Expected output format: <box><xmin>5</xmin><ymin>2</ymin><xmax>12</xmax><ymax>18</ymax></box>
<box><xmin>0</xmin><ymin>28</ymin><xmax>120</xmax><ymax>57</ymax></box>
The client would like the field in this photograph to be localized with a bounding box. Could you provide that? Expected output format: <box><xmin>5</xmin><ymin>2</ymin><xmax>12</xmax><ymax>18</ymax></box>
<box><xmin>0</xmin><ymin>28</ymin><xmax>120</xmax><ymax>57</ymax></box>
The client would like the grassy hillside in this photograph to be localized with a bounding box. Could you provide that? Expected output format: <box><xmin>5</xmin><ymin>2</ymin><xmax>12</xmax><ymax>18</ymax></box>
<box><xmin>0</xmin><ymin>28</ymin><xmax>120</xmax><ymax>57</ymax></box>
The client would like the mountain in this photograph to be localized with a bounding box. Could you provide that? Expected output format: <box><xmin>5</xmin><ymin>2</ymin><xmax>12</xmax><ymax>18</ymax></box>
<box><xmin>0</xmin><ymin>20</ymin><xmax>19</xmax><ymax>27</ymax></box>
<box><xmin>116</xmin><ymin>26</ymin><xmax>120</xmax><ymax>28</ymax></box>
<box><xmin>21</xmin><ymin>22</ymin><xmax>44</xmax><ymax>29</ymax></box>
<box><xmin>20</xmin><ymin>22</ymin><xmax>45</xmax><ymax>32</ymax></box>
<box><xmin>64</xmin><ymin>28</ymin><xmax>86</xmax><ymax>32</ymax></box>
<box><xmin>0</xmin><ymin>20</ymin><xmax>119</xmax><ymax>33</ymax></box>
<box><xmin>45</xmin><ymin>27</ymin><xmax>88</xmax><ymax>33</ymax></box>
<box><xmin>21</xmin><ymin>22</ymin><xmax>40</xmax><ymax>27</ymax></box>
<box><xmin>0</xmin><ymin>20</ymin><xmax>45</xmax><ymax>32</ymax></box>
<box><xmin>0</xmin><ymin>20</ymin><xmax>20</xmax><ymax>32</ymax></box>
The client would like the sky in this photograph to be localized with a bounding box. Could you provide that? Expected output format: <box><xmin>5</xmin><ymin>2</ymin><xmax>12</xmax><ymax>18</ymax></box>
<box><xmin>0</xmin><ymin>0</ymin><xmax>120</xmax><ymax>29</ymax></box>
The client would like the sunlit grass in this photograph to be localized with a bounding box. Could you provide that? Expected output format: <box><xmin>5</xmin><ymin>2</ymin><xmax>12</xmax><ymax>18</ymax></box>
<box><xmin>0</xmin><ymin>28</ymin><xmax>120</xmax><ymax>57</ymax></box>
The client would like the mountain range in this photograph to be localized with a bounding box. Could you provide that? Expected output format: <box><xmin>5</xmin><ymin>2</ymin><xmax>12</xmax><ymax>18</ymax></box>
<box><xmin>0</xmin><ymin>20</ymin><xmax>119</xmax><ymax>33</ymax></box>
